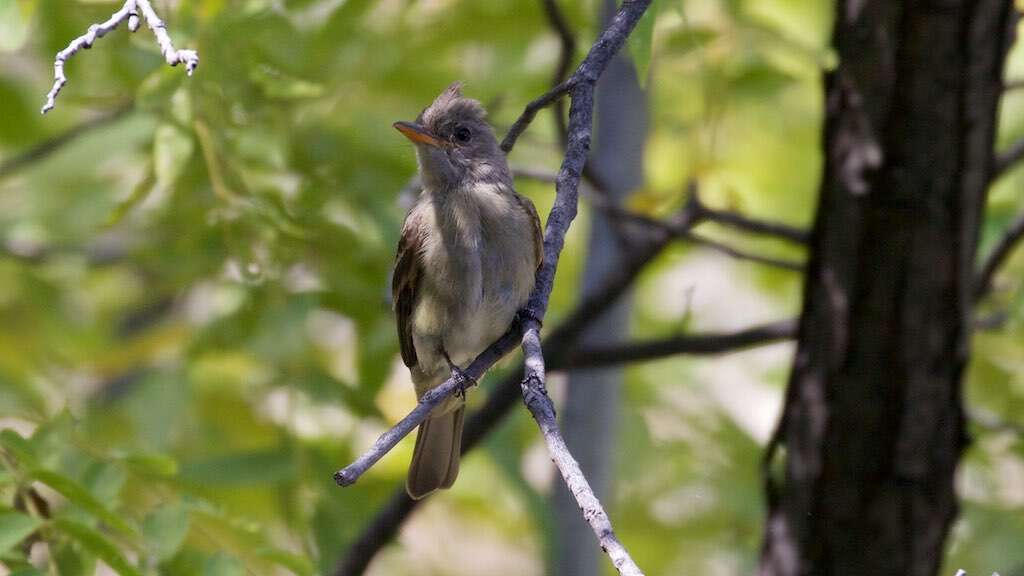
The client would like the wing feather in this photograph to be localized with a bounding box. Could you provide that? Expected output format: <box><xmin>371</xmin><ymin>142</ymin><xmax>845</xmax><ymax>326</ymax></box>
<box><xmin>393</xmin><ymin>214</ymin><xmax>422</xmax><ymax>368</ymax></box>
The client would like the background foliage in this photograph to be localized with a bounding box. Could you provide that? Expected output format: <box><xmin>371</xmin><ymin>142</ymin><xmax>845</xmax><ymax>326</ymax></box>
<box><xmin>0</xmin><ymin>0</ymin><xmax>1022</xmax><ymax>574</ymax></box>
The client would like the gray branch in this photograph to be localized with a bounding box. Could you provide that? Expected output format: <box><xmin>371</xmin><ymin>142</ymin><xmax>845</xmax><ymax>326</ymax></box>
<box><xmin>42</xmin><ymin>0</ymin><xmax>198</xmax><ymax>114</ymax></box>
<box><xmin>333</xmin><ymin>1</ymin><xmax>652</xmax><ymax>573</ymax></box>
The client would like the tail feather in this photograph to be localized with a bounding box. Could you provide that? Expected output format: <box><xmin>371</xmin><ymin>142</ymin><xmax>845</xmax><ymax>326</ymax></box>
<box><xmin>406</xmin><ymin>406</ymin><xmax>464</xmax><ymax>500</ymax></box>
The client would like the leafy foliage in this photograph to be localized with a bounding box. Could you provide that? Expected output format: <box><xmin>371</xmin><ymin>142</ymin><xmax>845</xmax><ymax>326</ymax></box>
<box><xmin>0</xmin><ymin>0</ymin><xmax>1021</xmax><ymax>575</ymax></box>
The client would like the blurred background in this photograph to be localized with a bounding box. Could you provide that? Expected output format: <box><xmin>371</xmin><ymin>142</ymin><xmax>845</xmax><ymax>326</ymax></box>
<box><xmin>0</xmin><ymin>0</ymin><xmax>1023</xmax><ymax>574</ymax></box>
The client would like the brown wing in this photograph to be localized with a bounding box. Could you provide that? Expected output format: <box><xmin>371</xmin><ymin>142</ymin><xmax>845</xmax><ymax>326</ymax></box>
<box><xmin>393</xmin><ymin>215</ymin><xmax>421</xmax><ymax>368</ymax></box>
<box><xmin>514</xmin><ymin>191</ymin><xmax>544</xmax><ymax>273</ymax></box>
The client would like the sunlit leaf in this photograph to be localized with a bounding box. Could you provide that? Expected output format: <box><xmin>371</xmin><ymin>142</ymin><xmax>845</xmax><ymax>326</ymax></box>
<box><xmin>153</xmin><ymin>123</ymin><xmax>195</xmax><ymax>191</ymax></box>
<box><xmin>202</xmin><ymin>553</ymin><xmax>246</xmax><ymax>576</ymax></box>
<box><xmin>0</xmin><ymin>511</ymin><xmax>40</xmax><ymax>556</ymax></box>
<box><xmin>53</xmin><ymin>519</ymin><xmax>142</xmax><ymax>576</ymax></box>
<box><xmin>627</xmin><ymin>0</ymin><xmax>659</xmax><ymax>87</ymax></box>
<box><xmin>143</xmin><ymin>502</ymin><xmax>189</xmax><ymax>561</ymax></box>
<box><xmin>29</xmin><ymin>470</ymin><xmax>135</xmax><ymax>537</ymax></box>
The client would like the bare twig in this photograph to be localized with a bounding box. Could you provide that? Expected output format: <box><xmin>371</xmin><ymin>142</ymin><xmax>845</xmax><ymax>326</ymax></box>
<box><xmin>0</xmin><ymin>104</ymin><xmax>132</xmax><ymax>179</ymax></box>
<box><xmin>682</xmin><ymin>232</ymin><xmax>805</xmax><ymax>272</ymax></box>
<box><xmin>974</xmin><ymin>211</ymin><xmax>1024</xmax><ymax>300</ymax></box>
<box><xmin>335</xmin><ymin>202</ymin><xmax>699</xmax><ymax>575</ymax></box>
<box><xmin>42</xmin><ymin>0</ymin><xmax>198</xmax><ymax>114</ymax></box>
<box><xmin>541</xmin><ymin>0</ymin><xmax>577</xmax><ymax>146</ymax></box>
<box><xmin>520</xmin><ymin>324</ymin><xmax>644</xmax><ymax>576</ymax></box>
<box><xmin>993</xmin><ymin>137</ymin><xmax>1024</xmax><ymax>179</ymax></box>
<box><xmin>335</xmin><ymin>3</ymin><xmax>654</xmax><ymax>574</ymax></box>
<box><xmin>333</xmin><ymin>327</ymin><xmax>524</xmax><ymax>486</ymax></box>
<box><xmin>564</xmin><ymin>319</ymin><xmax>798</xmax><ymax>368</ymax></box>
<box><xmin>514</xmin><ymin>167</ymin><xmax>806</xmax><ymax>268</ymax></box>
<box><xmin>694</xmin><ymin>201</ymin><xmax>810</xmax><ymax>245</ymax></box>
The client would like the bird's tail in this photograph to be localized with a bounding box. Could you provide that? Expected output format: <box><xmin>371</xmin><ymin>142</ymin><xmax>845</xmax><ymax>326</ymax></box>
<box><xmin>406</xmin><ymin>405</ymin><xmax>465</xmax><ymax>500</ymax></box>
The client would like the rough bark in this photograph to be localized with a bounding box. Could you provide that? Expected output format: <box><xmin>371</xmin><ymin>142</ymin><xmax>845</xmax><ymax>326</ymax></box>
<box><xmin>760</xmin><ymin>2</ymin><xmax>1017</xmax><ymax>576</ymax></box>
<box><xmin>552</xmin><ymin>0</ymin><xmax>646</xmax><ymax>572</ymax></box>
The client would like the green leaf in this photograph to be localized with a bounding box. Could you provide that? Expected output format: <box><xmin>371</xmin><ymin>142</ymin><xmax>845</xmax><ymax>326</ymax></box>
<box><xmin>202</xmin><ymin>553</ymin><xmax>246</xmax><ymax>576</ymax></box>
<box><xmin>663</xmin><ymin>25</ymin><xmax>717</xmax><ymax>56</ymax></box>
<box><xmin>29</xmin><ymin>470</ymin><xmax>135</xmax><ymax>537</ymax></box>
<box><xmin>257</xmin><ymin>547</ymin><xmax>314</xmax><ymax>576</ymax></box>
<box><xmin>143</xmin><ymin>503</ymin><xmax>189</xmax><ymax>561</ymax></box>
<box><xmin>627</xmin><ymin>0</ymin><xmax>659</xmax><ymax>87</ymax></box>
<box><xmin>122</xmin><ymin>452</ymin><xmax>179</xmax><ymax>478</ymax></box>
<box><xmin>153</xmin><ymin>123</ymin><xmax>195</xmax><ymax>191</ymax></box>
<box><xmin>53</xmin><ymin>519</ymin><xmax>142</xmax><ymax>576</ymax></box>
<box><xmin>0</xmin><ymin>430</ymin><xmax>38</xmax><ymax>469</ymax></box>
<box><xmin>8</xmin><ymin>569</ymin><xmax>45</xmax><ymax>576</ymax></box>
<box><xmin>180</xmin><ymin>450</ymin><xmax>295</xmax><ymax>485</ymax></box>
<box><xmin>0</xmin><ymin>511</ymin><xmax>40</xmax><ymax>556</ymax></box>
<box><xmin>250</xmin><ymin>66</ymin><xmax>325</xmax><ymax>100</ymax></box>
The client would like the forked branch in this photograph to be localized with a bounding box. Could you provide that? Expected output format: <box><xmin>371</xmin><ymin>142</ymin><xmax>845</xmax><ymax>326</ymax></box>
<box><xmin>333</xmin><ymin>1</ymin><xmax>653</xmax><ymax>574</ymax></box>
<box><xmin>42</xmin><ymin>0</ymin><xmax>198</xmax><ymax>114</ymax></box>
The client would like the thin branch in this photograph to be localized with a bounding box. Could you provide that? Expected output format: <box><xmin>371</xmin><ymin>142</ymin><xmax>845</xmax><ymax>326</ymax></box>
<box><xmin>0</xmin><ymin>104</ymin><xmax>132</xmax><ymax>179</ymax></box>
<box><xmin>500</xmin><ymin>80</ymin><xmax>575</xmax><ymax>153</ymax></box>
<box><xmin>564</xmin><ymin>319</ymin><xmax>798</xmax><ymax>369</ymax></box>
<box><xmin>541</xmin><ymin>0</ymin><xmax>576</xmax><ymax>146</ymax></box>
<box><xmin>992</xmin><ymin>137</ymin><xmax>1024</xmax><ymax>179</ymax></box>
<box><xmin>333</xmin><ymin>327</ymin><xmax>524</xmax><ymax>486</ymax></box>
<box><xmin>694</xmin><ymin>201</ymin><xmax>810</xmax><ymax>245</ymax></box>
<box><xmin>1003</xmin><ymin>79</ymin><xmax>1024</xmax><ymax>92</ymax></box>
<box><xmin>42</xmin><ymin>0</ymin><xmax>198</xmax><ymax>114</ymax></box>
<box><xmin>974</xmin><ymin>210</ymin><xmax>1024</xmax><ymax>300</ymax></box>
<box><xmin>682</xmin><ymin>232</ymin><xmax>805</xmax><ymax>272</ymax></box>
<box><xmin>334</xmin><ymin>202</ymin><xmax>695</xmax><ymax>575</ymax></box>
<box><xmin>519</xmin><ymin>324</ymin><xmax>643</xmax><ymax>576</ymax></box>
<box><xmin>336</xmin><ymin>2</ymin><xmax>652</xmax><ymax>574</ymax></box>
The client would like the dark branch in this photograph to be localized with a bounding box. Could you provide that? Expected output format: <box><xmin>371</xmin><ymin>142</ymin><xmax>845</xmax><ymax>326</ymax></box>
<box><xmin>993</xmin><ymin>137</ymin><xmax>1024</xmax><ymax>179</ymax></box>
<box><xmin>541</xmin><ymin>0</ymin><xmax>576</xmax><ymax>146</ymax></box>
<box><xmin>564</xmin><ymin>319</ymin><xmax>797</xmax><ymax>369</ymax></box>
<box><xmin>694</xmin><ymin>201</ymin><xmax>810</xmax><ymax>245</ymax></box>
<box><xmin>682</xmin><ymin>232</ymin><xmax>805</xmax><ymax>272</ymax></box>
<box><xmin>974</xmin><ymin>210</ymin><xmax>1024</xmax><ymax>301</ymax></box>
<box><xmin>0</xmin><ymin>104</ymin><xmax>132</xmax><ymax>180</ymax></box>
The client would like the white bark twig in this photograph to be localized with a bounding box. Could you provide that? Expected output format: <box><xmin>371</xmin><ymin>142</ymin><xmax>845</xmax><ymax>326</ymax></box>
<box><xmin>41</xmin><ymin>0</ymin><xmax>198</xmax><ymax>114</ymax></box>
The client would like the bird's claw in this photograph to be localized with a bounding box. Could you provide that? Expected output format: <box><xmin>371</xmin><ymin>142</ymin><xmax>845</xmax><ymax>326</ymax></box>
<box><xmin>442</xmin><ymin>350</ymin><xmax>476</xmax><ymax>400</ymax></box>
<box><xmin>450</xmin><ymin>365</ymin><xmax>476</xmax><ymax>400</ymax></box>
<box><xmin>515</xmin><ymin>307</ymin><xmax>543</xmax><ymax>329</ymax></box>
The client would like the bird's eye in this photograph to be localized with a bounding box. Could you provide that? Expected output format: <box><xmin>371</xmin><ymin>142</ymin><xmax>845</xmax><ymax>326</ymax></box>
<box><xmin>453</xmin><ymin>126</ymin><xmax>472</xmax><ymax>143</ymax></box>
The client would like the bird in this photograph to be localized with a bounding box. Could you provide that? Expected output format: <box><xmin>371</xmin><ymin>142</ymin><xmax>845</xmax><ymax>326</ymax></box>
<box><xmin>392</xmin><ymin>82</ymin><xmax>543</xmax><ymax>499</ymax></box>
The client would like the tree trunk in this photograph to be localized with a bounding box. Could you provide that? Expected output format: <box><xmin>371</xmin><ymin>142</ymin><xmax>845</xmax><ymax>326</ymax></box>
<box><xmin>551</xmin><ymin>1</ymin><xmax>647</xmax><ymax>573</ymax></box>
<box><xmin>760</xmin><ymin>2</ymin><xmax>1016</xmax><ymax>576</ymax></box>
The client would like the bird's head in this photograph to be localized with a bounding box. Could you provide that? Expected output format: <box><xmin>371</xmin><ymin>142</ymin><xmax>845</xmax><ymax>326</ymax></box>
<box><xmin>394</xmin><ymin>82</ymin><xmax>506</xmax><ymax>190</ymax></box>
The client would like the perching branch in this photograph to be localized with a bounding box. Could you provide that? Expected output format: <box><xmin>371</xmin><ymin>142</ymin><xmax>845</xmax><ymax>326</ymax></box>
<box><xmin>974</xmin><ymin>210</ymin><xmax>1024</xmax><ymax>301</ymax></box>
<box><xmin>41</xmin><ymin>0</ymin><xmax>198</xmax><ymax>114</ymax></box>
<box><xmin>334</xmin><ymin>202</ymin><xmax>694</xmax><ymax>576</ymax></box>
<box><xmin>335</xmin><ymin>3</ymin><xmax>653</xmax><ymax>574</ymax></box>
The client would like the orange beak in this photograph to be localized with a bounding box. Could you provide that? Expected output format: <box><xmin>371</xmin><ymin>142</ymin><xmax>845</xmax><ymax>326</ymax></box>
<box><xmin>394</xmin><ymin>121</ymin><xmax>444</xmax><ymax>148</ymax></box>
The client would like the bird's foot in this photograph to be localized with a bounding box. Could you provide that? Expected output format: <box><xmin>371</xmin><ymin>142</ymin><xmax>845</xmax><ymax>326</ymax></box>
<box><xmin>442</xmin><ymin>351</ymin><xmax>476</xmax><ymax>400</ymax></box>
<box><xmin>515</xmin><ymin>307</ymin><xmax>543</xmax><ymax>329</ymax></box>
